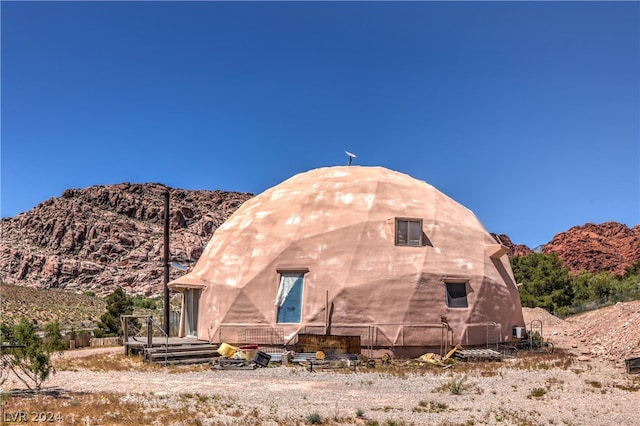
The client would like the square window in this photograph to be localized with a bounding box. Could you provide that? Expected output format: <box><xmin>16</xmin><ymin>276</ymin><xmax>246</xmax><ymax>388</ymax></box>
<box><xmin>395</xmin><ymin>218</ymin><xmax>423</xmax><ymax>246</ymax></box>
<box><xmin>445</xmin><ymin>282</ymin><xmax>468</xmax><ymax>308</ymax></box>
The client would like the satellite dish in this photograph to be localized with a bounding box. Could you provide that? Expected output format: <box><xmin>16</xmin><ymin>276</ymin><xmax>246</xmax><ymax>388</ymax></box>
<box><xmin>170</xmin><ymin>261</ymin><xmax>190</xmax><ymax>271</ymax></box>
<box><xmin>345</xmin><ymin>151</ymin><xmax>357</xmax><ymax>166</ymax></box>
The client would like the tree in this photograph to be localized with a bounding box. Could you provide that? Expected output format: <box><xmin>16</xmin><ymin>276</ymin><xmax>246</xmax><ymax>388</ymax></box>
<box><xmin>43</xmin><ymin>320</ymin><xmax>66</xmax><ymax>353</ymax></box>
<box><xmin>623</xmin><ymin>260</ymin><xmax>640</xmax><ymax>278</ymax></box>
<box><xmin>571</xmin><ymin>271</ymin><xmax>595</xmax><ymax>305</ymax></box>
<box><xmin>94</xmin><ymin>287</ymin><xmax>134</xmax><ymax>338</ymax></box>
<box><xmin>0</xmin><ymin>318</ymin><xmax>60</xmax><ymax>391</ymax></box>
<box><xmin>513</xmin><ymin>253</ymin><xmax>640</xmax><ymax>317</ymax></box>
<box><xmin>511</xmin><ymin>253</ymin><xmax>574</xmax><ymax>313</ymax></box>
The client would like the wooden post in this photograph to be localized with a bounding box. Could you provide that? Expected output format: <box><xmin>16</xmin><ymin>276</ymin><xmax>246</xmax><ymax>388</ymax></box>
<box><xmin>325</xmin><ymin>290</ymin><xmax>329</xmax><ymax>335</ymax></box>
<box><xmin>147</xmin><ymin>317</ymin><xmax>153</xmax><ymax>349</ymax></box>
<box><xmin>122</xmin><ymin>316</ymin><xmax>129</xmax><ymax>356</ymax></box>
<box><xmin>163</xmin><ymin>191</ymin><xmax>171</xmax><ymax>336</ymax></box>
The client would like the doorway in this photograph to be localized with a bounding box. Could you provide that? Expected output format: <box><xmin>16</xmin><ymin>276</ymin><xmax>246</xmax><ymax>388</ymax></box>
<box><xmin>184</xmin><ymin>288</ymin><xmax>201</xmax><ymax>338</ymax></box>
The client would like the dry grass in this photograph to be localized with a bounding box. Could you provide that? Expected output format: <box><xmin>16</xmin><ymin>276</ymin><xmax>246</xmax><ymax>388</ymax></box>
<box><xmin>613</xmin><ymin>376</ymin><xmax>640</xmax><ymax>392</ymax></box>
<box><xmin>4</xmin><ymin>348</ymin><xmax>639</xmax><ymax>426</ymax></box>
<box><xmin>54</xmin><ymin>352</ymin><xmax>210</xmax><ymax>374</ymax></box>
<box><xmin>1</xmin><ymin>390</ymin><xmax>404</xmax><ymax>425</ymax></box>
<box><xmin>0</xmin><ymin>283</ymin><xmax>105</xmax><ymax>331</ymax></box>
<box><xmin>412</xmin><ymin>400</ymin><xmax>449</xmax><ymax>413</ymax></box>
<box><xmin>1</xmin><ymin>391</ymin><xmax>249</xmax><ymax>425</ymax></box>
<box><xmin>366</xmin><ymin>350</ymin><xmax>573</xmax><ymax>383</ymax></box>
<box><xmin>0</xmin><ymin>283</ymin><xmax>159</xmax><ymax>332</ymax></box>
<box><xmin>485</xmin><ymin>408</ymin><xmax>540</xmax><ymax>426</ymax></box>
<box><xmin>510</xmin><ymin>349</ymin><xmax>574</xmax><ymax>371</ymax></box>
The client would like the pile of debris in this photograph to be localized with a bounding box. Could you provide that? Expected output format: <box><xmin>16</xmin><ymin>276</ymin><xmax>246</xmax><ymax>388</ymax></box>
<box><xmin>211</xmin><ymin>342</ymin><xmax>364</xmax><ymax>372</ymax></box>
<box><xmin>211</xmin><ymin>343</ymin><xmax>271</xmax><ymax>370</ymax></box>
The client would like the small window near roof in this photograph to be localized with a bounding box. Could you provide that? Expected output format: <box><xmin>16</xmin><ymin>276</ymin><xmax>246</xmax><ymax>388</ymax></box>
<box><xmin>445</xmin><ymin>282</ymin><xmax>468</xmax><ymax>308</ymax></box>
<box><xmin>395</xmin><ymin>218</ymin><xmax>423</xmax><ymax>246</ymax></box>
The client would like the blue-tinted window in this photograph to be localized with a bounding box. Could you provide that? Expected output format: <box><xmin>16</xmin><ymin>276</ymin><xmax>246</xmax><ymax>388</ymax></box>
<box><xmin>276</xmin><ymin>273</ymin><xmax>305</xmax><ymax>323</ymax></box>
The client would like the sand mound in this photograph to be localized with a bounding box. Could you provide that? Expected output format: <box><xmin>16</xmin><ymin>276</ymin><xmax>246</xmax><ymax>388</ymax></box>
<box><xmin>523</xmin><ymin>301</ymin><xmax>640</xmax><ymax>363</ymax></box>
<box><xmin>522</xmin><ymin>307</ymin><xmax>566</xmax><ymax>330</ymax></box>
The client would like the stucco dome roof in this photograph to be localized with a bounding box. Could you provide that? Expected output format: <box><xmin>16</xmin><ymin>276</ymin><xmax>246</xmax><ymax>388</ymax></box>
<box><xmin>177</xmin><ymin>166</ymin><xmax>494</xmax><ymax>287</ymax></box>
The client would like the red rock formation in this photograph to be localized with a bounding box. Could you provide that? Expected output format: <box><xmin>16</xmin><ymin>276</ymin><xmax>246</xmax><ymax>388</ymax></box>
<box><xmin>0</xmin><ymin>183</ymin><xmax>252</xmax><ymax>295</ymax></box>
<box><xmin>491</xmin><ymin>233</ymin><xmax>534</xmax><ymax>257</ymax></box>
<box><xmin>542</xmin><ymin>222</ymin><xmax>640</xmax><ymax>276</ymax></box>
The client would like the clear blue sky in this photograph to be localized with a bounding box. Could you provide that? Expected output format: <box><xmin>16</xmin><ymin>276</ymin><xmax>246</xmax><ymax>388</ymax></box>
<box><xmin>1</xmin><ymin>1</ymin><xmax>638</xmax><ymax>248</ymax></box>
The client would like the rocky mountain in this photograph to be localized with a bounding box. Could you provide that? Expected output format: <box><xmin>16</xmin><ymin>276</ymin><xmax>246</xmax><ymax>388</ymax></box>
<box><xmin>496</xmin><ymin>222</ymin><xmax>640</xmax><ymax>276</ymax></box>
<box><xmin>542</xmin><ymin>222</ymin><xmax>640</xmax><ymax>276</ymax></box>
<box><xmin>0</xmin><ymin>183</ymin><xmax>252</xmax><ymax>296</ymax></box>
<box><xmin>1</xmin><ymin>183</ymin><xmax>638</xmax><ymax>296</ymax></box>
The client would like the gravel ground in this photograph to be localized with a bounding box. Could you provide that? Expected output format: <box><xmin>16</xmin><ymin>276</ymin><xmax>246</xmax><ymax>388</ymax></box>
<box><xmin>54</xmin><ymin>363</ymin><xmax>639</xmax><ymax>425</ymax></box>
<box><xmin>4</xmin><ymin>303</ymin><xmax>640</xmax><ymax>425</ymax></box>
<box><xmin>27</xmin><ymin>346</ymin><xmax>640</xmax><ymax>425</ymax></box>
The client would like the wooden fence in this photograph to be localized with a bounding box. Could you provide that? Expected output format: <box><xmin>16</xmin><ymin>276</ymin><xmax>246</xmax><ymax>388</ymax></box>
<box><xmin>89</xmin><ymin>337</ymin><xmax>123</xmax><ymax>347</ymax></box>
<box><xmin>68</xmin><ymin>332</ymin><xmax>91</xmax><ymax>349</ymax></box>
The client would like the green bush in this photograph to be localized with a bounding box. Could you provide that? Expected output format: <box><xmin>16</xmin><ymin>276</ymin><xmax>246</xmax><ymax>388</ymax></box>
<box><xmin>305</xmin><ymin>412</ymin><xmax>323</xmax><ymax>424</ymax></box>
<box><xmin>528</xmin><ymin>387</ymin><xmax>547</xmax><ymax>398</ymax></box>
<box><xmin>132</xmin><ymin>295</ymin><xmax>158</xmax><ymax>310</ymax></box>
<box><xmin>512</xmin><ymin>254</ymin><xmax>640</xmax><ymax>315</ymax></box>
<box><xmin>512</xmin><ymin>253</ymin><xmax>574</xmax><ymax>312</ymax></box>
<box><xmin>0</xmin><ymin>318</ymin><xmax>61</xmax><ymax>391</ymax></box>
<box><xmin>94</xmin><ymin>287</ymin><xmax>135</xmax><ymax>337</ymax></box>
<box><xmin>44</xmin><ymin>320</ymin><xmax>66</xmax><ymax>352</ymax></box>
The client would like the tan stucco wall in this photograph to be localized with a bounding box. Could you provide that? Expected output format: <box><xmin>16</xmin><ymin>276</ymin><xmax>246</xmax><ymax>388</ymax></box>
<box><xmin>169</xmin><ymin>166</ymin><xmax>525</xmax><ymax>349</ymax></box>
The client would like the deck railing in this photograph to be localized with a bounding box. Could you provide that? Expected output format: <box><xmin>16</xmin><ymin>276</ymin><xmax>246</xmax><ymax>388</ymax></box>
<box><xmin>121</xmin><ymin>315</ymin><xmax>169</xmax><ymax>365</ymax></box>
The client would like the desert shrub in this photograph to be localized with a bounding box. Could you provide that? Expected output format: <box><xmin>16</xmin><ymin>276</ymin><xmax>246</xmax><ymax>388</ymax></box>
<box><xmin>132</xmin><ymin>295</ymin><xmax>158</xmax><ymax>310</ymax></box>
<box><xmin>305</xmin><ymin>412</ymin><xmax>323</xmax><ymax>424</ymax></box>
<box><xmin>0</xmin><ymin>318</ymin><xmax>59</xmax><ymax>391</ymax></box>
<box><xmin>528</xmin><ymin>387</ymin><xmax>546</xmax><ymax>398</ymax></box>
<box><xmin>434</xmin><ymin>375</ymin><xmax>473</xmax><ymax>395</ymax></box>
<box><xmin>94</xmin><ymin>287</ymin><xmax>135</xmax><ymax>338</ymax></box>
<box><xmin>413</xmin><ymin>400</ymin><xmax>448</xmax><ymax>413</ymax></box>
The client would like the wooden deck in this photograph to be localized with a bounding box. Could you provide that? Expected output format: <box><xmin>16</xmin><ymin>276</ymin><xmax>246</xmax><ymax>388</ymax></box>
<box><xmin>126</xmin><ymin>336</ymin><xmax>203</xmax><ymax>347</ymax></box>
<box><xmin>124</xmin><ymin>336</ymin><xmax>208</xmax><ymax>354</ymax></box>
<box><xmin>124</xmin><ymin>336</ymin><xmax>220</xmax><ymax>365</ymax></box>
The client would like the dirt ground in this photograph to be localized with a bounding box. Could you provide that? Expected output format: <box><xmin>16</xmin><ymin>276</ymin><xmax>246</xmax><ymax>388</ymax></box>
<box><xmin>2</xmin><ymin>303</ymin><xmax>640</xmax><ymax>425</ymax></box>
<box><xmin>523</xmin><ymin>300</ymin><xmax>640</xmax><ymax>365</ymax></box>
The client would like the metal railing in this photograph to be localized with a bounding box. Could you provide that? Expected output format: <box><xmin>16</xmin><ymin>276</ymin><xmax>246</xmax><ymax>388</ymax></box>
<box><xmin>148</xmin><ymin>316</ymin><xmax>169</xmax><ymax>366</ymax></box>
<box><xmin>300</xmin><ymin>322</ymin><xmax>452</xmax><ymax>357</ymax></box>
<box><xmin>486</xmin><ymin>322</ymin><xmax>500</xmax><ymax>349</ymax></box>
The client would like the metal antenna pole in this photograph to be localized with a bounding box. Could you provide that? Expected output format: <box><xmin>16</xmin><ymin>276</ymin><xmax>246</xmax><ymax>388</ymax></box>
<box><xmin>163</xmin><ymin>190</ymin><xmax>170</xmax><ymax>336</ymax></box>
